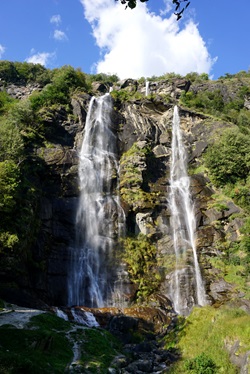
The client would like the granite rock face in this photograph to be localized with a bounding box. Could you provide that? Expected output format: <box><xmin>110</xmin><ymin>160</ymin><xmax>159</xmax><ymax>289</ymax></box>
<box><xmin>0</xmin><ymin>79</ymin><xmax>245</xmax><ymax>309</ymax></box>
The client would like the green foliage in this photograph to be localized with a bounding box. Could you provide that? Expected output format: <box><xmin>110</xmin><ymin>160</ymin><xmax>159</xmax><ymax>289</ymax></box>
<box><xmin>180</xmin><ymin>74</ymin><xmax>250</xmax><ymax>130</ymax></box>
<box><xmin>87</xmin><ymin>72</ymin><xmax>119</xmax><ymax>84</ymax></box>
<box><xmin>120</xmin><ymin>142</ymin><xmax>160</xmax><ymax>210</ymax></box>
<box><xmin>0</xmin><ymin>91</ymin><xmax>16</xmax><ymax>114</ymax></box>
<box><xmin>0</xmin><ymin>117</ymin><xmax>25</xmax><ymax>162</ymax></box>
<box><xmin>122</xmin><ymin>234</ymin><xmax>161</xmax><ymax>300</ymax></box>
<box><xmin>0</xmin><ymin>160</ymin><xmax>20</xmax><ymax>213</ymax></box>
<box><xmin>209</xmin><ymin>251</ymin><xmax>250</xmax><ymax>299</ymax></box>
<box><xmin>111</xmin><ymin>88</ymin><xmax>143</xmax><ymax>102</ymax></box>
<box><xmin>0</xmin><ymin>60</ymin><xmax>51</xmax><ymax>85</ymax></box>
<box><xmin>180</xmin><ymin>89</ymin><xmax>225</xmax><ymax>114</ymax></box>
<box><xmin>204</xmin><ymin>128</ymin><xmax>250</xmax><ymax>186</ymax></box>
<box><xmin>184</xmin><ymin>353</ymin><xmax>217</xmax><ymax>373</ymax></box>
<box><xmin>148</xmin><ymin>72</ymin><xmax>182</xmax><ymax>81</ymax></box>
<box><xmin>169</xmin><ymin>306</ymin><xmax>250</xmax><ymax>374</ymax></box>
<box><xmin>227</xmin><ymin>178</ymin><xmax>250</xmax><ymax>212</ymax></box>
<box><xmin>184</xmin><ymin>72</ymin><xmax>209</xmax><ymax>83</ymax></box>
<box><xmin>78</xmin><ymin>328</ymin><xmax>122</xmax><ymax>372</ymax></box>
<box><xmin>0</xmin><ymin>311</ymin><xmax>123</xmax><ymax>374</ymax></box>
<box><xmin>30</xmin><ymin>65</ymin><xmax>88</xmax><ymax>110</ymax></box>
<box><xmin>28</xmin><ymin>313</ymin><xmax>71</xmax><ymax>332</ymax></box>
<box><xmin>219</xmin><ymin>70</ymin><xmax>250</xmax><ymax>80</ymax></box>
<box><xmin>0</xmin><ymin>313</ymin><xmax>72</xmax><ymax>373</ymax></box>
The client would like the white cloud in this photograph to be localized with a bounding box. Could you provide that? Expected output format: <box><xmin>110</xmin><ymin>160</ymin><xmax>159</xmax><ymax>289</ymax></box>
<box><xmin>0</xmin><ymin>44</ymin><xmax>5</xmax><ymax>58</ymax></box>
<box><xmin>53</xmin><ymin>29</ymin><xmax>68</xmax><ymax>41</ymax></box>
<box><xmin>160</xmin><ymin>0</ymin><xmax>173</xmax><ymax>16</ymax></box>
<box><xmin>26</xmin><ymin>51</ymin><xmax>56</xmax><ymax>66</ymax></box>
<box><xmin>79</xmin><ymin>0</ymin><xmax>216</xmax><ymax>79</ymax></box>
<box><xmin>50</xmin><ymin>14</ymin><xmax>61</xmax><ymax>26</ymax></box>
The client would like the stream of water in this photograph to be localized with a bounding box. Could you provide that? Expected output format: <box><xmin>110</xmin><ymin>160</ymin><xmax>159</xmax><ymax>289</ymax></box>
<box><xmin>168</xmin><ymin>106</ymin><xmax>207</xmax><ymax>315</ymax></box>
<box><xmin>68</xmin><ymin>94</ymin><xmax>124</xmax><ymax>307</ymax></box>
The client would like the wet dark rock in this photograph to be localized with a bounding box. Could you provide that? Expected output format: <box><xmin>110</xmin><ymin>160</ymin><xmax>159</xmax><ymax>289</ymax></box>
<box><xmin>0</xmin><ymin>79</ymin><xmax>246</xmax><ymax>318</ymax></box>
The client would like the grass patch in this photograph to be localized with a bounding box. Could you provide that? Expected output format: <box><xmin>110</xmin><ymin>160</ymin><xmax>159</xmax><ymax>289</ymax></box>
<box><xmin>27</xmin><ymin>312</ymin><xmax>71</xmax><ymax>332</ymax></box>
<box><xmin>78</xmin><ymin>328</ymin><xmax>122</xmax><ymax>373</ymax></box>
<box><xmin>209</xmin><ymin>257</ymin><xmax>250</xmax><ymax>299</ymax></box>
<box><xmin>0</xmin><ymin>315</ymin><xmax>72</xmax><ymax>373</ymax></box>
<box><xmin>167</xmin><ymin>306</ymin><xmax>250</xmax><ymax>373</ymax></box>
<box><xmin>0</xmin><ymin>336</ymin><xmax>71</xmax><ymax>373</ymax></box>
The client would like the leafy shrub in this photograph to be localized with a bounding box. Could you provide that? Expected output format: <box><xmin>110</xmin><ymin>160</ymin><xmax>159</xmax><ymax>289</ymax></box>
<box><xmin>184</xmin><ymin>353</ymin><xmax>217</xmax><ymax>373</ymax></box>
<box><xmin>0</xmin><ymin>60</ymin><xmax>50</xmax><ymax>85</ymax></box>
<box><xmin>122</xmin><ymin>234</ymin><xmax>161</xmax><ymax>300</ymax></box>
<box><xmin>30</xmin><ymin>65</ymin><xmax>88</xmax><ymax>110</ymax></box>
<box><xmin>0</xmin><ymin>160</ymin><xmax>20</xmax><ymax>214</ymax></box>
<box><xmin>204</xmin><ymin>128</ymin><xmax>250</xmax><ymax>186</ymax></box>
<box><xmin>0</xmin><ymin>91</ymin><xmax>16</xmax><ymax>113</ymax></box>
<box><xmin>87</xmin><ymin>72</ymin><xmax>119</xmax><ymax>84</ymax></box>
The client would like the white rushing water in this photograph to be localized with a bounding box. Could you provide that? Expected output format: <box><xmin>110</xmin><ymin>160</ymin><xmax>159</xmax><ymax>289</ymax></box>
<box><xmin>168</xmin><ymin>106</ymin><xmax>207</xmax><ymax>315</ymax></box>
<box><xmin>145</xmin><ymin>80</ymin><xmax>150</xmax><ymax>96</ymax></box>
<box><xmin>68</xmin><ymin>93</ymin><xmax>125</xmax><ymax>307</ymax></box>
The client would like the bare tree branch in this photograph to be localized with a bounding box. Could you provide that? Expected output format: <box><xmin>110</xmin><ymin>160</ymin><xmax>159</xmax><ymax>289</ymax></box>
<box><xmin>117</xmin><ymin>0</ymin><xmax>191</xmax><ymax>20</ymax></box>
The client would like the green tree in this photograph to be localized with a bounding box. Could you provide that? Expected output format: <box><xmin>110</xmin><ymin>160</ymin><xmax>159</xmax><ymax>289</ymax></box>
<box><xmin>30</xmin><ymin>65</ymin><xmax>88</xmax><ymax>110</ymax></box>
<box><xmin>204</xmin><ymin>128</ymin><xmax>250</xmax><ymax>186</ymax></box>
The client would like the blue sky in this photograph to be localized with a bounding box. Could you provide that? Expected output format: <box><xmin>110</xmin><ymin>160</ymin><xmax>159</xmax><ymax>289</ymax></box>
<box><xmin>0</xmin><ymin>0</ymin><xmax>249</xmax><ymax>80</ymax></box>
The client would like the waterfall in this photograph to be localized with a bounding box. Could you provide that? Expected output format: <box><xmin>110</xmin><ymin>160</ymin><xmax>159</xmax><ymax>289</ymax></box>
<box><xmin>145</xmin><ymin>80</ymin><xmax>150</xmax><ymax>96</ymax></box>
<box><xmin>68</xmin><ymin>93</ymin><xmax>125</xmax><ymax>308</ymax></box>
<box><xmin>168</xmin><ymin>106</ymin><xmax>207</xmax><ymax>315</ymax></box>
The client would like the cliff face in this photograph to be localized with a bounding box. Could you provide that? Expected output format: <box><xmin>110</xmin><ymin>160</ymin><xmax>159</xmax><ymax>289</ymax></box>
<box><xmin>0</xmin><ymin>77</ymin><xmax>248</xmax><ymax>312</ymax></box>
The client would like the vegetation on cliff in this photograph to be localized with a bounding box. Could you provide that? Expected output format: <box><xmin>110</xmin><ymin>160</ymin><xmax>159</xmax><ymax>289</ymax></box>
<box><xmin>166</xmin><ymin>306</ymin><xmax>250</xmax><ymax>373</ymax></box>
<box><xmin>0</xmin><ymin>61</ymin><xmax>250</xmax><ymax>373</ymax></box>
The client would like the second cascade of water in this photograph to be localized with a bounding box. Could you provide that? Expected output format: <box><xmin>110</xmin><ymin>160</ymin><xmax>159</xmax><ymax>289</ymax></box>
<box><xmin>168</xmin><ymin>106</ymin><xmax>207</xmax><ymax>315</ymax></box>
<box><xmin>68</xmin><ymin>94</ymin><xmax>125</xmax><ymax>308</ymax></box>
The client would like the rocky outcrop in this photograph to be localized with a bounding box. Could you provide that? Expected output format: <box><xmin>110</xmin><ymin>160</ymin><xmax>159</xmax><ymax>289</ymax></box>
<box><xmin>0</xmin><ymin>81</ymin><xmax>42</xmax><ymax>99</ymax></box>
<box><xmin>0</xmin><ymin>77</ymin><xmax>246</xmax><ymax>313</ymax></box>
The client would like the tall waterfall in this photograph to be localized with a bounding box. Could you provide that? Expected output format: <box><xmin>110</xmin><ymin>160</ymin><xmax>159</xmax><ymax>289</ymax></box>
<box><xmin>168</xmin><ymin>106</ymin><xmax>207</xmax><ymax>315</ymax></box>
<box><xmin>68</xmin><ymin>94</ymin><xmax>124</xmax><ymax>307</ymax></box>
<box><xmin>145</xmin><ymin>80</ymin><xmax>150</xmax><ymax>96</ymax></box>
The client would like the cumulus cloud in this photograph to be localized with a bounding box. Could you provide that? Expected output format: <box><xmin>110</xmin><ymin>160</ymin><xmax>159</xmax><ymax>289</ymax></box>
<box><xmin>79</xmin><ymin>0</ymin><xmax>216</xmax><ymax>79</ymax></box>
<box><xmin>0</xmin><ymin>44</ymin><xmax>5</xmax><ymax>58</ymax></box>
<box><xmin>50</xmin><ymin>14</ymin><xmax>61</xmax><ymax>26</ymax></box>
<box><xmin>26</xmin><ymin>51</ymin><xmax>56</xmax><ymax>66</ymax></box>
<box><xmin>53</xmin><ymin>29</ymin><xmax>68</xmax><ymax>41</ymax></box>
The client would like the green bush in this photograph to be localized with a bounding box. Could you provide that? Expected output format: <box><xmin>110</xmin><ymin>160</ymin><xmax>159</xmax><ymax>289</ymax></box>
<box><xmin>0</xmin><ymin>160</ymin><xmax>20</xmax><ymax>214</ymax></box>
<box><xmin>122</xmin><ymin>234</ymin><xmax>161</xmax><ymax>300</ymax></box>
<box><xmin>0</xmin><ymin>118</ymin><xmax>24</xmax><ymax>162</ymax></box>
<box><xmin>0</xmin><ymin>91</ymin><xmax>16</xmax><ymax>113</ymax></box>
<box><xmin>30</xmin><ymin>65</ymin><xmax>88</xmax><ymax>110</ymax></box>
<box><xmin>87</xmin><ymin>72</ymin><xmax>119</xmax><ymax>84</ymax></box>
<box><xmin>0</xmin><ymin>60</ymin><xmax>50</xmax><ymax>85</ymax></box>
<box><xmin>204</xmin><ymin>128</ymin><xmax>250</xmax><ymax>186</ymax></box>
<box><xmin>184</xmin><ymin>353</ymin><xmax>217</xmax><ymax>373</ymax></box>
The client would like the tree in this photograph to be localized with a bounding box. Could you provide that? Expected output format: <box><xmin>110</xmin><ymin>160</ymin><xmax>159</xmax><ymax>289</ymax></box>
<box><xmin>117</xmin><ymin>0</ymin><xmax>191</xmax><ymax>20</ymax></box>
<box><xmin>204</xmin><ymin>128</ymin><xmax>250</xmax><ymax>186</ymax></box>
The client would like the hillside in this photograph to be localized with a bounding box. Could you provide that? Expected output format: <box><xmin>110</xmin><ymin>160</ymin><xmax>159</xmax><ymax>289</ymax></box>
<box><xmin>0</xmin><ymin>61</ymin><xmax>250</xmax><ymax>373</ymax></box>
